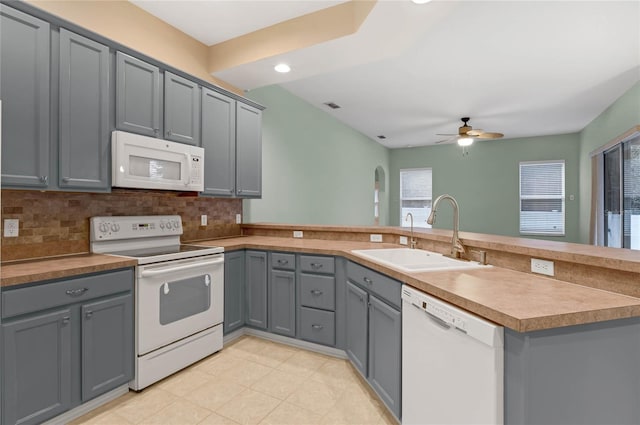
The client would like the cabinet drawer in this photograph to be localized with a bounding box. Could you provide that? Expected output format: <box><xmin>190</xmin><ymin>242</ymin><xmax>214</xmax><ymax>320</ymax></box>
<box><xmin>271</xmin><ymin>252</ymin><xmax>295</xmax><ymax>270</ymax></box>
<box><xmin>299</xmin><ymin>307</ymin><xmax>335</xmax><ymax>346</ymax></box>
<box><xmin>299</xmin><ymin>255</ymin><xmax>335</xmax><ymax>274</ymax></box>
<box><xmin>346</xmin><ymin>261</ymin><xmax>401</xmax><ymax>308</ymax></box>
<box><xmin>2</xmin><ymin>269</ymin><xmax>134</xmax><ymax>319</ymax></box>
<box><xmin>300</xmin><ymin>274</ymin><xmax>335</xmax><ymax>311</ymax></box>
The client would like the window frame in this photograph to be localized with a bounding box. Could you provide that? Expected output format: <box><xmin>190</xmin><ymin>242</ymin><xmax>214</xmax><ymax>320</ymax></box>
<box><xmin>519</xmin><ymin>160</ymin><xmax>566</xmax><ymax>236</ymax></box>
<box><xmin>399</xmin><ymin>167</ymin><xmax>432</xmax><ymax>228</ymax></box>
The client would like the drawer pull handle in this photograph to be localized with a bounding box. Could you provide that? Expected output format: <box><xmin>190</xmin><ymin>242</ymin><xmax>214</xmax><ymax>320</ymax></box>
<box><xmin>40</xmin><ymin>175</ymin><xmax>48</xmax><ymax>183</ymax></box>
<box><xmin>277</xmin><ymin>259</ymin><xmax>289</xmax><ymax>265</ymax></box>
<box><xmin>61</xmin><ymin>316</ymin><xmax>71</xmax><ymax>325</ymax></box>
<box><xmin>66</xmin><ymin>288</ymin><xmax>88</xmax><ymax>297</ymax></box>
<box><xmin>310</xmin><ymin>263</ymin><xmax>323</xmax><ymax>269</ymax></box>
<box><xmin>85</xmin><ymin>311</ymin><xmax>93</xmax><ymax>319</ymax></box>
<box><xmin>310</xmin><ymin>289</ymin><xmax>323</xmax><ymax>295</ymax></box>
<box><xmin>62</xmin><ymin>177</ymin><xmax>70</xmax><ymax>183</ymax></box>
<box><xmin>363</xmin><ymin>277</ymin><xmax>373</xmax><ymax>285</ymax></box>
<box><xmin>311</xmin><ymin>324</ymin><xmax>324</xmax><ymax>330</ymax></box>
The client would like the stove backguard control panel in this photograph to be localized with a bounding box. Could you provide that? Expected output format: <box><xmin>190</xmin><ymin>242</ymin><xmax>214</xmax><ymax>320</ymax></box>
<box><xmin>91</xmin><ymin>215</ymin><xmax>183</xmax><ymax>241</ymax></box>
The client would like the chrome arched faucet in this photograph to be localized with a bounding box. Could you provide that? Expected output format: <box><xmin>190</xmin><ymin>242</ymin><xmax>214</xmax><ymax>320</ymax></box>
<box><xmin>405</xmin><ymin>212</ymin><xmax>417</xmax><ymax>249</ymax></box>
<box><xmin>427</xmin><ymin>194</ymin><xmax>466</xmax><ymax>258</ymax></box>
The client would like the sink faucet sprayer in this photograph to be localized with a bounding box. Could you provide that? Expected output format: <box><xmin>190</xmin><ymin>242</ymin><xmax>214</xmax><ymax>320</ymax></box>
<box><xmin>405</xmin><ymin>213</ymin><xmax>417</xmax><ymax>249</ymax></box>
<box><xmin>426</xmin><ymin>194</ymin><xmax>466</xmax><ymax>258</ymax></box>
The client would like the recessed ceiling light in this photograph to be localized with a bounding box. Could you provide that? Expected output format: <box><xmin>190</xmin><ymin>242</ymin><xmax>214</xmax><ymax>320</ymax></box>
<box><xmin>274</xmin><ymin>63</ymin><xmax>291</xmax><ymax>73</ymax></box>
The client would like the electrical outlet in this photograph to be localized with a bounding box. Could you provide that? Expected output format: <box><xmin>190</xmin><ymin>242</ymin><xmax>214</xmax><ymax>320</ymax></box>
<box><xmin>293</xmin><ymin>230</ymin><xmax>303</xmax><ymax>238</ymax></box>
<box><xmin>200</xmin><ymin>215</ymin><xmax>207</xmax><ymax>226</ymax></box>
<box><xmin>370</xmin><ymin>234</ymin><xmax>383</xmax><ymax>242</ymax></box>
<box><xmin>531</xmin><ymin>258</ymin><xmax>554</xmax><ymax>276</ymax></box>
<box><xmin>236</xmin><ymin>214</ymin><xmax>242</xmax><ymax>224</ymax></box>
<box><xmin>399</xmin><ymin>236</ymin><xmax>408</xmax><ymax>245</ymax></box>
<box><xmin>4</xmin><ymin>219</ymin><xmax>19</xmax><ymax>237</ymax></box>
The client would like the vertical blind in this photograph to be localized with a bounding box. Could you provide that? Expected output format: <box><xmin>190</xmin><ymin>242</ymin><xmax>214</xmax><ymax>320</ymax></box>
<box><xmin>519</xmin><ymin>161</ymin><xmax>565</xmax><ymax>235</ymax></box>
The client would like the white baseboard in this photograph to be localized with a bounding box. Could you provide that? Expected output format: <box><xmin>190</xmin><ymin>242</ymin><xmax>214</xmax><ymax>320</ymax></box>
<box><xmin>42</xmin><ymin>385</ymin><xmax>129</xmax><ymax>425</ymax></box>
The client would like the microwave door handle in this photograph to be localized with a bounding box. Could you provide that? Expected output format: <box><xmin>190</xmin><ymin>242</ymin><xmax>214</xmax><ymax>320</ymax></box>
<box><xmin>139</xmin><ymin>258</ymin><xmax>223</xmax><ymax>277</ymax></box>
<box><xmin>183</xmin><ymin>153</ymin><xmax>191</xmax><ymax>187</ymax></box>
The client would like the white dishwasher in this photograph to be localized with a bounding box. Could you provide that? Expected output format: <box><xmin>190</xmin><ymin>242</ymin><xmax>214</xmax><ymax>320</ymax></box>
<box><xmin>402</xmin><ymin>285</ymin><xmax>504</xmax><ymax>425</ymax></box>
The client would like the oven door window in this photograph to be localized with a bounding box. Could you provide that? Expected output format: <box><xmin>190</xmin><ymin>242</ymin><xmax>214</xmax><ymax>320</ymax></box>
<box><xmin>159</xmin><ymin>274</ymin><xmax>211</xmax><ymax>325</ymax></box>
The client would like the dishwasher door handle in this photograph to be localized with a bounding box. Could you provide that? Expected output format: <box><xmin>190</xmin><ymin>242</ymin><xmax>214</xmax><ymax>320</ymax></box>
<box><xmin>425</xmin><ymin>311</ymin><xmax>451</xmax><ymax>330</ymax></box>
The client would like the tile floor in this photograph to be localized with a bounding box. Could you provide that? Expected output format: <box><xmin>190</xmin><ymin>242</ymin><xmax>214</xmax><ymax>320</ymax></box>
<box><xmin>70</xmin><ymin>335</ymin><xmax>397</xmax><ymax>425</ymax></box>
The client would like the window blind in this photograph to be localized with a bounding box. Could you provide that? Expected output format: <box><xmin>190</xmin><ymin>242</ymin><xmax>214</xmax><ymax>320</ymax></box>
<box><xmin>519</xmin><ymin>161</ymin><xmax>565</xmax><ymax>235</ymax></box>
<box><xmin>400</xmin><ymin>168</ymin><xmax>432</xmax><ymax>228</ymax></box>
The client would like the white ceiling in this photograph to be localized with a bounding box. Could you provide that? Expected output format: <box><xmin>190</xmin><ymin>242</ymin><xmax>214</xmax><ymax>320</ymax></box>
<box><xmin>131</xmin><ymin>0</ymin><xmax>640</xmax><ymax>148</ymax></box>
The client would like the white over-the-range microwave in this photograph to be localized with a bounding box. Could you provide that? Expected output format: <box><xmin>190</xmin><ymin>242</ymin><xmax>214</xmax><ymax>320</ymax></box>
<box><xmin>112</xmin><ymin>130</ymin><xmax>204</xmax><ymax>192</ymax></box>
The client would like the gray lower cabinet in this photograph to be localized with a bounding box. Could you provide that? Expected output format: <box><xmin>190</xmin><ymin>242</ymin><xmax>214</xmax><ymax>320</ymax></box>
<box><xmin>58</xmin><ymin>29</ymin><xmax>110</xmax><ymax>191</ymax></box>
<box><xmin>201</xmin><ymin>88</ymin><xmax>236</xmax><ymax>196</ymax></box>
<box><xmin>345</xmin><ymin>261</ymin><xmax>402</xmax><ymax>419</ymax></box>
<box><xmin>235</xmin><ymin>103</ymin><xmax>262</xmax><ymax>198</ymax></box>
<box><xmin>116</xmin><ymin>52</ymin><xmax>161</xmax><ymax>137</ymax></box>
<box><xmin>224</xmin><ymin>250</ymin><xmax>245</xmax><ymax>335</ymax></box>
<box><xmin>0</xmin><ymin>4</ymin><xmax>51</xmax><ymax>189</ymax></box>
<box><xmin>1</xmin><ymin>269</ymin><xmax>134</xmax><ymax>425</ymax></box>
<box><xmin>269</xmin><ymin>270</ymin><xmax>296</xmax><ymax>337</ymax></box>
<box><xmin>164</xmin><ymin>71</ymin><xmax>200</xmax><ymax>146</ymax></box>
<box><xmin>2</xmin><ymin>309</ymin><xmax>72</xmax><ymax>425</ymax></box>
<box><xmin>245</xmin><ymin>250</ymin><xmax>268</xmax><ymax>329</ymax></box>
<box><xmin>81</xmin><ymin>294</ymin><xmax>133</xmax><ymax>401</ymax></box>
<box><xmin>345</xmin><ymin>281</ymin><xmax>368</xmax><ymax>375</ymax></box>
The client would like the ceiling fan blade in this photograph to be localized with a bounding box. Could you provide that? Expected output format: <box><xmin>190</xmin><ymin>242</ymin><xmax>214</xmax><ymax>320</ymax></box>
<box><xmin>436</xmin><ymin>133</ymin><xmax>458</xmax><ymax>136</ymax></box>
<box><xmin>435</xmin><ymin>136</ymin><xmax>458</xmax><ymax>144</ymax></box>
<box><xmin>466</xmin><ymin>129</ymin><xmax>485</xmax><ymax>136</ymax></box>
<box><xmin>476</xmin><ymin>132</ymin><xmax>504</xmax><ymax>139</ymax></box>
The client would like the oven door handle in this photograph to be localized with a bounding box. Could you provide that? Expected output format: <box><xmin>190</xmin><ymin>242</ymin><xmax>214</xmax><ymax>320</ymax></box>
<box><xmin>139</xmin><ymin>258</ymin><xmax>223</xmax><ymax>277</ymax></box>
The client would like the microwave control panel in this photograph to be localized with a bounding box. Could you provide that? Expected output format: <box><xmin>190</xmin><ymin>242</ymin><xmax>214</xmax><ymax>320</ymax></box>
<box><xmin>190</xmin><ymin>155</ymin><xmax>203</xmax><ymax>185</ymax></box>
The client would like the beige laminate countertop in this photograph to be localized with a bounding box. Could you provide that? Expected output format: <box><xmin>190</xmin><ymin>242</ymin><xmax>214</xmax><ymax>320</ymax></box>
<box><xmin>3</xmin><ymin>235</ymin><xmax>640</xmax><ymax>333</ymax></box>
<box><xmin>196</xmin><ymin>236</ymin><xmax>640</xmax><ymax>332</ymax></box>
<box><xmin>1</xmin><ymin>254</ymin><xmax>137</xmax><ymax>288</ymax></box>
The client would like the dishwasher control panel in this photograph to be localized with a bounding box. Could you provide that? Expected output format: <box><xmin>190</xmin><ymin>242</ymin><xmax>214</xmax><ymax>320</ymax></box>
<box><xmin>422</xmin><ymin>300</ymin><xmax>467</xmax><ymax>331</ymax></box>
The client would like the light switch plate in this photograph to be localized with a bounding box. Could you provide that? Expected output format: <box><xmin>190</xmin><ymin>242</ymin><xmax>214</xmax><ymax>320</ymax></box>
<box><xmin>293</xmin><ymin>230</ymin><xmax>303</xmax><ymax>238</ymax></box>
<box><xmin>200</xmin><ymin>215</ymin><xmax>207</xmax><ymax>226</ymax></box>
<box><xmin>531</xmin><ymin>258</ymin><xmax>554</xmax><ymax>276</ymax></box>
<box><xmin>370</xmin><ymin>234</ymin><xmax>383</xmax><ymax>242</ymax></box>
<box><xmin>4</xmin><ymin>219</ymin><xmax>19</xmax><ymax>237</ymax></box>
<box><xmin>236</xmin><ymin>214</ymin><xmax>242</xmax><ymax>224</ymax></box>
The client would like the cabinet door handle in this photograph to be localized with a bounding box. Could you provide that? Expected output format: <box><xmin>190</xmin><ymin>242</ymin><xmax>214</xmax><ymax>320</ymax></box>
<box><xmin>277</xmin><ymin>259</ymin><xmax>289</xmax><ymax>265</ymax></box>
<box><xmin>359</xmin><ymin>296</ymin><xmax>364</xmax><ymax>303</ymax></box>
<box><xmin>363</xmin><ymin>277</ymin><xmax>373</xmax><ymax>285</ymax></box>
<box><xmin>85</xmin><ymin>311</ymin><xmax>93</xmax><ymax>319</ymax></box>
<box><xmin>40</xmin><ymin>175</ymin><xmax>48</xmax><ymax>183</ymax></box>
<box><xmin>310</xmin><ymin>263</ymin><xmax>323</xmax><ymax>269</ymax></box>
<box><xmin>310</xmin><ymin>289</ymin><xmax>323</xmax><ymax>295</ymax></box>
<box><xmin>61</xmin><ymin>316</ymin><xmax>71</xmax><ymax>325</ymax></box>
<box><xmin>65</xmin><ymin>287</ymin><xmax>88</xmax><ymax>297</ymax></box>
<box><xmin>311</xmin><ymin>324</ymin><xmax>324</xmax><ymax>330</ymax></box>
<box><xmin>167</xmin><ymin>130</ymin><xmax>173</xmax><ymax>137</ymax></box>
<box><xmin>62</xmin><ymin>177</ymin><xmax>70</xmax><ymax>183</ymax></box>
<box><xmin>154</xmin><ymin>128</ymin><xmax>160</xmax><ymax>134</ymax></box>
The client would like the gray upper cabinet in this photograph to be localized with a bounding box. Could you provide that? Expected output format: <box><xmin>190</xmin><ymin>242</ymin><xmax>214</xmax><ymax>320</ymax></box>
<box><xmin>368</xmin><ymin>295</ymin><xmax>402</xmax><ymax>419</ymax></box>
<box><xmin>201</xmin><ymin>88</ymin><xmax>236</xmax><ymax>196</ymax></box>
<box><xmin>2</xmin><ymin>309</ymin><xmax>72</xmax><ymax>425</ymax></box>
<box><xmin>345</xmin><ymin>281</ymin><xmax>369</xmax><ymax>376</ymax></box>
<box><xmin>58</xmin><ymin>29</ymin><xmax>110</xmax><ymax>191</ymax></box>
<box><xmin>235</xmin><ymin>103</ymin><xmax>262</xmax><ymax>197</ymax></box>
<box><xmin>245</xmin><ymin>250</ymin><xmax>268</xmax><ymax>329</ymax></box>
<box><xmin>81</xmin><ymin>294</ymin><xmax>133</xmax><ymax>402</ymax></box>
<box><xmin>224</xmin><ymin>250</ymin><xmax>246</xmax><ymax>335</ymax></box>
<box><xmin>164</xmin><ymin>71</ymin><xmax>200</xmax><ymax>146</ymax></box>
<box><xmin>116</xmin><ymin>52</ymin><xmax>161</xmax><ymax>137</ymax></box>
<box><xmin>0</xmin><ymin>5</ymin><xmax>50</xmax><ymax>188</ymax></box>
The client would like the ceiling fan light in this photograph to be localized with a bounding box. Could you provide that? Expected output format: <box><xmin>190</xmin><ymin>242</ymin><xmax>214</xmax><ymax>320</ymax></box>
<box><xmin>411</xmin><ymin>0</ymin><xmax>432</xmax><ymax>4</ymax></box>
<box><xmin>457</xmin><ymin>137</ymin><xmax>474</xmax><ymax>146</ymax></box>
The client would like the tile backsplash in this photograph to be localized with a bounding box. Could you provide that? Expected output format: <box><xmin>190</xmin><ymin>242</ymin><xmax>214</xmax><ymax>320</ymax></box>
<box><xmin>1</xmin><ymin>189</ymin><xmax>242</xmax><ymax>262</ymax></box>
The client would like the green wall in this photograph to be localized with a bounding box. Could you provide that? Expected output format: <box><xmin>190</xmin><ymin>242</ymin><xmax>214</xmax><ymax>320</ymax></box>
<box><xmin>244</xmin><ymin>85</ymin><xmax>390</xmax><ymax>225</ymax></box>
<box><xmin>578</xmin><ymin>81</ymin><xmax>640</xmax><ymax>243</ymax></box>
<box><xmin>389</xmin><ymin>134</ymin><xmax>581</xmax><ymax>242</ymax></box>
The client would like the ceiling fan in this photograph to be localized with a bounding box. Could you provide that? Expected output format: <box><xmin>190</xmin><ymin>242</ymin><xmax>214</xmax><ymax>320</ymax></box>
<box><xmin>436</xmin><ymin>117</ymin><xmax>504</xmax><ymax>146</ymax></box>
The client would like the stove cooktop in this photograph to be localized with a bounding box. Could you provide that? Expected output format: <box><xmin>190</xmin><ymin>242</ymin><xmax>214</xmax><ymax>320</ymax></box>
<box><xmin>110</xmin><ymin>244</ymin><xmax>214</xmax><ymax>258</ymax></box>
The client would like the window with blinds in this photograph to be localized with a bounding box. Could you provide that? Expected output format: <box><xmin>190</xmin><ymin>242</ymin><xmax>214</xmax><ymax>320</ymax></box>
<box><xmin>400</xmin><ymin>168</ymin><xmax>432</xmax><ymax>228</ymax></box>
<box><xmin>519</xmin><ymin>161</ymin><xmax>565</xmax><ymax>235</ymax></box>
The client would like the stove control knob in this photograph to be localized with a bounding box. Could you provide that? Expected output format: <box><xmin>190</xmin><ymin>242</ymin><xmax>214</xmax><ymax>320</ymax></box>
<box><xmin>160</xmin><ymin>222</ymin><xmax>165</xmax><ymax>229</ymax></box>
<box><xmin>173</xmin><ymin>220</ymin><xmax>181</xmax><ymax>229</ymax></box>
<box><xmin>165</xmin><ymin>222</ymin><xmax>172</xmax><ymax>230</ymax></box>
<box><xmin>111</xmin><ymin>223</ymin><xmax>120</xmax><ymax>232</ymax></box>
<box><xmin>99</xmin><ymin>223</ymin><xmax>108</xmax><ymax>233</ymax></box>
